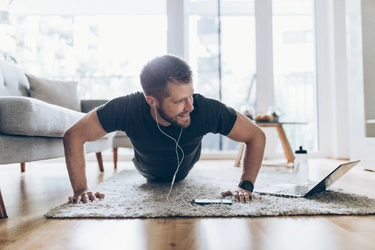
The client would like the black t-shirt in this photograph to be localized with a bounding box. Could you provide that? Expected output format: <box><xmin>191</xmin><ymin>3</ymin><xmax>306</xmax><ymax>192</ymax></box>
<box><xmin>96</xmin><ymin>92</ymin><xmax>237</xmax><ymax>182</ymax></box>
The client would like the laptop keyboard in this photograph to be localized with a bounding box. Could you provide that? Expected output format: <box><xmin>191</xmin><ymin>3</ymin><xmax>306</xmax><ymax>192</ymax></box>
<box><xmin>279</xmin><ymin>185</ymin><xmax>311</xmax><ymax>195</ymax></box>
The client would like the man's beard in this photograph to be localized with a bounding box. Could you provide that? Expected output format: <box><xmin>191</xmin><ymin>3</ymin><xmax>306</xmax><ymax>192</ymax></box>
<box><xmin>157</xmin><ymin>107</ymin><xmax>191</xmax><ymax>129</ymax></box>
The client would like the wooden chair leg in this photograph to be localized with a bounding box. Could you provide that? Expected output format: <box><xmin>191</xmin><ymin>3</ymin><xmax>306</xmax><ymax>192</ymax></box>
<box><xmin>96</xmin><ymin>152</ymin><xmax>104</xmax><ymax>172</ymax></box>
<box><xmin>0</xmin><ymin>188</ymin><xmax>8</xmax><ymax>219</ymax></box>
<box><xmin>20</xmin><ymin>162</ymin><xmax>26</xmax><ymax>173</ymax></box>
<box><xmin>113</xmin><ymin>148</ymin><xmax>118</xmax><ymax>169</ymax></box>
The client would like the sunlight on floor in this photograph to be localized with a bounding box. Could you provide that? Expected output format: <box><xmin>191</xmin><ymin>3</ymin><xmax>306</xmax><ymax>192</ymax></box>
<box><xmin>69</xmin><ymin>220</ymin><xmax>147</xmax><ymax>250</ymax></box>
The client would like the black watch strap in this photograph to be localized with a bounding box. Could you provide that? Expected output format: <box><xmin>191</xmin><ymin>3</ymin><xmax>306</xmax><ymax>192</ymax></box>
<box><xmin>238</xmin><ymin>180</ymin><xmax>254</xmax><ymax>192</ymax></box>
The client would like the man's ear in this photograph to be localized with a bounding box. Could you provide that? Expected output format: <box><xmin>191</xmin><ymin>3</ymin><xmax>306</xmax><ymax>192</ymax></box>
<box><xmin>145</xmin><ymin>96</ymin><xmax>157</xmax><ymax>107</ymax></box>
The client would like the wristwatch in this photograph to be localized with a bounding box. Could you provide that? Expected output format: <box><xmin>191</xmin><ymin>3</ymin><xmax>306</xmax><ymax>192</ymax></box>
<box><xmin>238</xmin><ymin>180</ymin><xmax>254</xmax><ymax>192</ymax></box>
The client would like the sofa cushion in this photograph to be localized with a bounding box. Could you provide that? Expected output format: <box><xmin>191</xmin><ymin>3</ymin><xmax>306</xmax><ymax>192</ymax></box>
<box><xmin>0</xmin><ymin>96</ymin><xmax>85</xmax><ymax>137</ymax></box>
<box><xmin>26</xmin><ymin>74</ymin><xmax>81</xmax><ymax>112</ymax></box>
<box><xmin>0</xmin><ymin>60</ymin><xmax>30</xmax><ymax>97</ymax></box>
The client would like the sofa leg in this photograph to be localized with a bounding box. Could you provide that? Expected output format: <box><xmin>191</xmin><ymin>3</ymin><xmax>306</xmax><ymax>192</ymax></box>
<box><xmin>0</xmin><ymin>188</ymin><xmax>8</xmax><ymax>219</ymax></box>
<box><xmin>96</xmin><ymin>152</ymin><xmax>104</xmax><ymax>172</ymax></box>
<box><xmin>113</xmin><ymin>148</ymin><xmax>118</xmax><ymax>169</ymax></box>
<box><xmin>20</xmin><ymin>162</ymin><xmax>26</xmax><ymax>172</ymax></box>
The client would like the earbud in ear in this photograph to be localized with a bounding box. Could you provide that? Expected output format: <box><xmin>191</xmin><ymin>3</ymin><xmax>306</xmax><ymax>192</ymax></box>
<box><xmin>152</xmin><ymin>102</ymin><xmax>155</xmax><ymax>106</ymax></box>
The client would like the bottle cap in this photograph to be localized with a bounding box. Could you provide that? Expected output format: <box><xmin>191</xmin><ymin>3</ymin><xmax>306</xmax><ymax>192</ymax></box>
<box><xmin>295</xmin><ymin>146</ymin><xmax>307</xmax><ymax>154</ymax></box>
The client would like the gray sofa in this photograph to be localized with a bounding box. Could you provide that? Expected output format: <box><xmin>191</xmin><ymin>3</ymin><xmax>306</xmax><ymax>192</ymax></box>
<box><xmin>0</xmin><ymin>60</ymin><xmax>118</xmax><ymax>218</ymax></box>
<box><xmin>0</xmin><ymin>60</ymin><xmax>115</xmax><ymax>169</ymax></box>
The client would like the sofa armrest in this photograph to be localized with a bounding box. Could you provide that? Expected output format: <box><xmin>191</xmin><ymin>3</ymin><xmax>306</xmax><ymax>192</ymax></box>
<box><xmin>0</xmin><ymin>96</ymin><xmax>84</xmax><ymax>137</ymax></box>
<box><xmin>81</xmin><ymin>100</ymin><xmax>108</xmax><ymax>113</ymax></box>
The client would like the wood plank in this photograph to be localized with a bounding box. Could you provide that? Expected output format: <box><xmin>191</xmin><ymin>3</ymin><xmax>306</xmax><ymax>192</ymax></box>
<box><xmin>0</xmin><ymin>159</ymin><xmax>374</xmax><ymax>250</ymax></box>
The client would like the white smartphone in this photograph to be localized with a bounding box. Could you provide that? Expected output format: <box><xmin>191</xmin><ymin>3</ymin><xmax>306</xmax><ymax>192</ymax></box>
<box><xmin>191</xmin><ymin>199</ymin><xmax>233</xmax><ymax>205</ymax></box>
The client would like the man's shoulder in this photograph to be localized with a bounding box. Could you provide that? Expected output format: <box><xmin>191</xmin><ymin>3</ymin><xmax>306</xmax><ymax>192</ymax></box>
<box><xmin>110</xmin><ymin>91</ymin><xmax>145</xmax><ymax>105</ymax></box>
<box><xmin>193</xmin><ymin>93</ymin><xmax>213</xmax><ymax>104</ymax></box>
<box><xmin>192</xmin><ymin>93</ymin><xmax>237</xmax><ymax>119</ymax></box>
<box><xmin>96</xmin><ymin>91</ymin><xmax>146</xmax><ymax>132</ymax></box>
<box><xmin>119</xmin><ymin>91</ymin><xmax>144</xmax><ymax>101</ymax></box>
<box><xmin>97</xmin><ymin>91</ymin><xmax>145</xmax><ymax>114</ymax></box>
<box><xmin>193</xmin><ymin>93</ymin><xmax>224</xmax><ymax>108</ymax></box>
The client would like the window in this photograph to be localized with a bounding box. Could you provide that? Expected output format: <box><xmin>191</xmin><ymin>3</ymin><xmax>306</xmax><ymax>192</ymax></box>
<box><xmin>186</xmin><ymin>0</ymin><xmax>317</xmax><ymax>154</ymax></box>
<box><xmin>187</xmin><ymin>0</ymin><xmax>256</xmax><ymax>151</ymax></box>
<box><xmin>11</xmin><ymin>15</ymin><xmax>167</xmax><ymax>99</ymax></box>
<box><xmin>6</xmin><ymin>0</ymin><xmax>320</xmax><ymax>155</ymax></box>
<box><xmin>272</xmin><ymin>0</ymin><xmax>318</xmax><ymax>153</ymax></box>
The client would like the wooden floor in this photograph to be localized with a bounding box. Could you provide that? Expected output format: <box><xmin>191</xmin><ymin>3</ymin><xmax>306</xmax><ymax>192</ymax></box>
<box><xmin>0</xmin><ymin>157</ymin><xmax>375</xmax><ymax>250</ymax></box>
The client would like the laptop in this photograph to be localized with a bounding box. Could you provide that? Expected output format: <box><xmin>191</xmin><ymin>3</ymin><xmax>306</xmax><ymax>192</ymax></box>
<box><xmin>254</xmin><ymin>160</ymin><xmax>360</xmax><ymax>198</ymax></box>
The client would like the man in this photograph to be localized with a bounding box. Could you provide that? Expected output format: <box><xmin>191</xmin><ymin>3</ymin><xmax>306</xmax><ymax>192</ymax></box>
<box><xmin>63</xmin><ymin>54</ymin><xmax>266</xmax><ymax>204</ymax></box>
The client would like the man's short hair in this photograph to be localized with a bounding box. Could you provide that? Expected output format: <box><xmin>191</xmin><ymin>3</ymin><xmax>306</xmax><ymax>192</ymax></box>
<box><xmin>140</xmin><ymin>54</ymin><xmax>193</xmax><ymax>102</ymax></box>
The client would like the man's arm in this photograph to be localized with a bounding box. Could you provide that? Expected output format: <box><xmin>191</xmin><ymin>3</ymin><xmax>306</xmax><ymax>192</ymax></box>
<box><xmin>63</xmin><ymin>110</ymin><xmax>107</xmax><ymax>204</ymax></box>
<box><xmin>223</xmin><ymin>111</ymin><xmax>266</xmax><ymax>203</ymax></box>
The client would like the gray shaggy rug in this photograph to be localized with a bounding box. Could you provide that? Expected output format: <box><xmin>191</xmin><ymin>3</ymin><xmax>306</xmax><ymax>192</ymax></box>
<box><xmin>45</xmin><ymin>165</ymin><xmax>375</xmax><ymax>218</ymax></box>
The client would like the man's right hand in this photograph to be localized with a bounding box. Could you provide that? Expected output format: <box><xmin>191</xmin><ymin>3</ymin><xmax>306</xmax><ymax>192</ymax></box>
<box><xmin>68</xmin><ymin>191</ymin><xmax>105</xmax><ymax>204</ymax></box>
<box><xmin>64</xmin><ymin>111</ymin><xmax>108</xmax><ymax>205</ymax></box>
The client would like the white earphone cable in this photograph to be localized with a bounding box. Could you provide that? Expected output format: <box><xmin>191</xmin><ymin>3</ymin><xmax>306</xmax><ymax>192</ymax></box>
<box><xmin>153</xmin><ymin>104</ymin><xmax>185</xmax><ymax>200</ymax></box>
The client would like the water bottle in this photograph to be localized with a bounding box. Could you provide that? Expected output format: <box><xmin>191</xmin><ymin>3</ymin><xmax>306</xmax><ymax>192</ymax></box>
<box><xmin>294</xmin><ymin>146</ymin><xmax>309</xmax><ymax>185</ymax></box>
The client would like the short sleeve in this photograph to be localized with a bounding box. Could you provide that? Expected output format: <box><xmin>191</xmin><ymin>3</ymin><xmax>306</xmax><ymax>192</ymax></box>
<box><xmin>196</xmin><ymin>95</ymin><xmax>237</xmax><ymax>136</ymax></box>
<box><xmin>96</xmin><ymin>96</ymin><xmax>129</xmax><ymax>133</ymax></box>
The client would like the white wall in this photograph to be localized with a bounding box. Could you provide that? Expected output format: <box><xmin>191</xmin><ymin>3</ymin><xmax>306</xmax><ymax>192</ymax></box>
<box><xmin>331</xmin><ymin>0</ymin><xmax>350</xmax><ymax>159</ymax></box>
<box><xmin>166</xmin><ymin>0</ymin><xmax>185</xmax><ymax>59</ymax></box>
<box><xmin>314</xmin><ymin>0</ymin><xmax>350</xmax><ymax>159</ymax></box>
<box><xmin>346</xmin><ymin>0</ymin><xmax>375</xmax><ymax>171</ymax></box>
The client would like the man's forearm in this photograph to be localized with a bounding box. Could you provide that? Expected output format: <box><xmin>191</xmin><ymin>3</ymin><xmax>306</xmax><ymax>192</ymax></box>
<box><xmin>240</xmin><ymin>133</ymin><xmax>266</xmax><ymax>184</ymax></box>
<box><xmin>63</xmin><ymin>135</ymin><xmax>89</xmax><ymax>196</ymax></box>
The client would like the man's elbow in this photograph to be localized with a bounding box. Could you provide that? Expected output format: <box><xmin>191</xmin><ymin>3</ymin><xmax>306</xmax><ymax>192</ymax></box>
<box><xmin>63</xmin><ymin>128</ymin><xmax>72</xmax><ymax>146</ymax></box>
<box><xmin>63</xmin><ymin>127</ymin><xmax>83</xmax><ymax>148</ymax></box>
<box><xmin>249</xmin><ymin>126</ymin><xmax>266</xmax><ymax>148</ymax></box>
<box><xmin>258</xmin><ymin>127</ymin><xmax>266</xmax><ymax>142</ymax></box>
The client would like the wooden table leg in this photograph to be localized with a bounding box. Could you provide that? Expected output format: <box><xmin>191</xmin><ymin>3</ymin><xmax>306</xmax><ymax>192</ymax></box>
<box><xmin>236</xmin><ymin>123</ymin><xmax>296</xmax><ymax>166</ymax></box>
<box><xmin>0</xmin><ymin>188</ymin><xmax>8</xmax><ymax>219</ymax></box>
<box><xmin>275</xmin><ymin>125</ymin><xmax>295</xmax><ymax>163</ymax></box>
<box><xmin>234</xmin><ymin>143</ymin><xmax>245</xmax><ymax>167</ymax></box>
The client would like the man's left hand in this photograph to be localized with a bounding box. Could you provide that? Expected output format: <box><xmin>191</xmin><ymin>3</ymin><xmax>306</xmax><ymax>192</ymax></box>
<box><xmin>221</xmin><ymin>189</ymin><xmax>256</xmax><ymax>203</ymax></box>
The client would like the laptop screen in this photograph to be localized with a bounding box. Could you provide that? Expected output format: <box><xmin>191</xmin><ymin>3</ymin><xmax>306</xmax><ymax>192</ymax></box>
<box><xmin>308</xmin><ymin>160</ymin><xmax>360</xmax><ymax>195</ymax></box>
